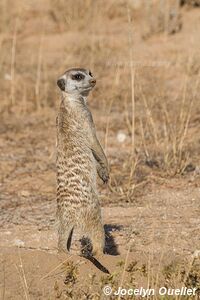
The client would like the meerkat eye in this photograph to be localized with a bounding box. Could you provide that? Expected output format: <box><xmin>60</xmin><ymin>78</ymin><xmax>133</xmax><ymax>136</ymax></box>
<box><xmin>89</xmin><ymin>71</ymin><xmax>93</xmax><ymax>77</ymax></box>
<box><xmin>71</xmin><ymin>73</ymin><xmax>84</xmax><ymax>81</ymax></box>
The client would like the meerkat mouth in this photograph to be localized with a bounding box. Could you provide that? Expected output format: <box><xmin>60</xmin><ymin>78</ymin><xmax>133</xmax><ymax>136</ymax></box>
<box><xmin>74</xmin><ymin>86</ymin><xmax>92</xmax><ymax>92</ymax></box>
<box><xmin>81</xmin><ymin>85</ymin><xmax>94</xmax><ymax>91</ymax></box>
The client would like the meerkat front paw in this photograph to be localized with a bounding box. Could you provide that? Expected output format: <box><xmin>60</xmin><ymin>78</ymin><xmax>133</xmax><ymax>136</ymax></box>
<box><xmin>98</xmin><ymin>167</ymin><xmax>109</xmax><ymax>184</ymax></box>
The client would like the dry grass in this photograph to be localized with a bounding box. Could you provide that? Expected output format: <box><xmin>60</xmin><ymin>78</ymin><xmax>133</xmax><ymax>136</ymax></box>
<box><xmin>48</xmin><ymin>255</ymin><xmax>200</xmax><ymax>299</ymax></box>
<box><xmin>0</xmin><ymin>0</ymin><xmax>196</xmax><ymax>191</ymax></box>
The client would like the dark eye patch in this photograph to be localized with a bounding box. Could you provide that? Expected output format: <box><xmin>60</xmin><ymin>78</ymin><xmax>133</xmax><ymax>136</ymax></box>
<box><xmin>89</xmin><ymin>70</ymin><xmax>93</xmax><ymax>77</ymax></box>
<box><xmin>71</xmin><ymin>73</ymin><xmax>84</xmax><ymax>81</ymax></box>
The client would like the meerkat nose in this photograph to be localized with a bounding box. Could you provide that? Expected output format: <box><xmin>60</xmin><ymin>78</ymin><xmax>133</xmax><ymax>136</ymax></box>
<box><xmin>90</xmin><ymin>78</ymin><xmax>96</xmax><ymax>85</ymax></box>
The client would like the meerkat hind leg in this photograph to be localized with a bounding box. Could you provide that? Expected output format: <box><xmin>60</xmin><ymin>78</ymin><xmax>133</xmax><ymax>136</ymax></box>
<box><xmin>81</xmin><ymin>217</ymin><xmax>105</xmax><ymax>256</ymax></box>
<box><xmin>90</xmin><ymin>225</ymin><xmax>105</xmax><ymax>256</ymax></box>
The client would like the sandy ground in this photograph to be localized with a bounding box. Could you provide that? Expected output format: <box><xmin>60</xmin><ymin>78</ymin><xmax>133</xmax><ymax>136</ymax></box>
<box><xmin>1</xmin><ymin>180</ymin><xmax>200</xmax><ymax>298</ymax></box>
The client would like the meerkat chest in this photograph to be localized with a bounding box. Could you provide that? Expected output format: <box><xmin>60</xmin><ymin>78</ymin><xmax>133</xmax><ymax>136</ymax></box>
<box><xmin>57</xmin><ymin>108</ymin><xmax>93</xmax><ymax>148</ymax></box>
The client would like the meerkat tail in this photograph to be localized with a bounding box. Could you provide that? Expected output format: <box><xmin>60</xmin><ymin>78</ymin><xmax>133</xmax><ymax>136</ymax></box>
<box><xmin>80</xmin><ymin>234</ymin><xmax>109</xmax><ymax>274</ymax></box>
<box><xmin>81</xmin><ymin>251</ymin><xmax>110</xmax><ymax>274</ymax></box>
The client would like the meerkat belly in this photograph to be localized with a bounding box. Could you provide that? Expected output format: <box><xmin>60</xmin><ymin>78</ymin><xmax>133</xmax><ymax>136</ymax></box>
<box><xmin>56</xmin><ymin>139</ymin><xmax>97</xmax><ymax>209</ymax></box>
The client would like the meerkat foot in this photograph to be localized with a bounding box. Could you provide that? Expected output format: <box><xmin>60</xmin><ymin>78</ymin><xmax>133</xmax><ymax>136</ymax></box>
<box><xmin>92</xmin><ymin>242</ymin><xmax>104</xmax><ymax>256</ymax></box>
<box><xmin>91</xmin><ymin>229</ymin><xmax>105</xmax><ymax>257</ymax></box>
<box><xmin>80</xmin><ymin>228</ymin><xmax>104</xmax><ymax>257</ymax></box>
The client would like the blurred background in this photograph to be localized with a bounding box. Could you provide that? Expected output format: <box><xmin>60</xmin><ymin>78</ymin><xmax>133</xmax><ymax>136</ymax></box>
<box><xmin>1</xmin><ymin>0</ymin><xmax>200</xmax><ymax>204</ymax></box>
<box><xmin>0</xmin><ymin>1</ymin><xmax>200</xmax><ymax>299</ymax></box>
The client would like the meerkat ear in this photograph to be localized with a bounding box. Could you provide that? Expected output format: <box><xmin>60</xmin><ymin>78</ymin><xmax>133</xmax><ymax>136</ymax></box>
<box><xmin>57</xmin><ymin>78</ymin><xmax>65</xmax><ymax>91</ymax></box>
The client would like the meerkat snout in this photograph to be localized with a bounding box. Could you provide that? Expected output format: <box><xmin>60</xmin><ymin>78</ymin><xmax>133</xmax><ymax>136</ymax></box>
<box><xmin>89</xmin><ymin>78</ymin><xmax>96</xmax><ymax>86</ymax></box>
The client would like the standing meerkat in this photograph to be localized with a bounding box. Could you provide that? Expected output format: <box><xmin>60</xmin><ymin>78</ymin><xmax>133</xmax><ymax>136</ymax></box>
<box><xmin>56</xmin><ymin>68</ymin><xmax>109</xmax><ymax>257</ymax></box>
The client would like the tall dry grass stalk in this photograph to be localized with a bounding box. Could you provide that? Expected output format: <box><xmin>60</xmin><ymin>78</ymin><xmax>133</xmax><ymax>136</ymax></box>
<box><xmin>104</xmin><ymin>97</ymin><xmax>114</xmax><ymax>155</ymax></box>
<box><xmin>170</xmin><ymin>54</ymin><xmax>199</xmax><ymax>173</ymax></box>
<box><xmin>139</xmin><ymin>83</ymin><xmax>159</xmax><ymax>148</ymax></box>
<box><xmin>140</xmin><ymin>53</ymin><xmax>200</xmax><ymax>174</ymax></box>
<box><xmin>40</xmin><ymin>255</ymin><xmax>73</xmax><ymax>280</ymax></box>
<box><xmin>177</xmin><ymin>53</ymin><xmax>200</xmax><ymax>160</ymax></box>
<box><xmin>127</xmin><ymin>4</ymin><xmax>135</xmax><ymax>158</ymax></box>
<box><xmin>1</xmin><ymin>0</ymin><xmax>8</xmax><ymax>32</ymax></box>
<box><xmin>89</xmin><ymin>1</ymin><xmax>96</xmax><ymax>70</ymax></box>
<box><xmin>154</xmin><ymin>228</ymin><xmax>170</xmax><ymax>293</ymax></box>
<box><xmin>20</xmin><ymin>81</ymin><xmax>27</xmax><ymax>115</ymax></box>
<box><xmin>35</xmin><ymin>31</ymin><xmax>44</xmax><ymax>111</ymax></box>
<box><xmin>124</xmin><ymin>96</ymin><xmax>132</xmax><ymax>134</ymax></box>
<box><xmin>14</xmin><ymin>248</ymin><xmax>30</xmax><ymax>300</ymax></box>
<box><xmin>104</xmin><ymin>65</ymin><xmax>123</xmax><ymax>154</ymax></box>
<box><xmin>10</xmin><ymin>18</ymin><xmax>18</xmax><ymax>106</ymax></box>
<box><xmin>163</xmin><ymin>0</ymin><xmax>170</xmax><ymax>36</ymax></box>
<box><xmin>126</xmin><ymin>154</ymin><xmax>139</xmax><ymax>200</ymax></box>
<box><xmin>139</xmin><ymin>118</ymin><xmax>149</xmax><ymax>159</ymax></box>
<box><xmin>118</xmin><ymin>245</ymin><xmax>131</xmax><ymax>300</ymax></box>
<box><xmin>2</xmin><ymin>260</ymin><xmax>5</xmax><ymax>300</ymax></box>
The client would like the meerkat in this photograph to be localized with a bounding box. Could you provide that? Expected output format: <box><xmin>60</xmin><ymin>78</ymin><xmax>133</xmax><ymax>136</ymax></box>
<box><xmin>56</xmin><ymin>68</ymin><xmax>109</xmax><ymax>258</ymax></box>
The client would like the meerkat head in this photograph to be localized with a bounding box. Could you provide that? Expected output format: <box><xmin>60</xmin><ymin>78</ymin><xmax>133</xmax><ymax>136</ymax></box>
<box><xmin>57</xmin><ymin>68</ymin><xmax>96</xmax><ymax>97</ymax></box>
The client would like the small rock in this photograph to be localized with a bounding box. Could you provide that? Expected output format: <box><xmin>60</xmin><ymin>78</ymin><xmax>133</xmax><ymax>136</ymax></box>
<box><xmin>117</xmin><ymin>131</ymin><xmax>127</xmax><ymax>143</ymax></box>
<box><xmin>14</xmin><ymin>239</ymin><xmax>25</xmax><ymax>247</ymax></box>
<box><xmin>4</xmin><ymin>73</ymin><xmax>12</xmax><ymax>81</ymax></box>
<box><xmin>195</xmin><ymin>166</ymin><xmax>200</xmax><ymax>175</ymax></box>
<box><xmin>193</xmin><ymin>250</ymin><xmax>200</xmax><ymax>258</ymax></box>
<box><xmin>20</xmin><ymin>190</ymin><xmax>30</xmax><ymax>197</ymax></box>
